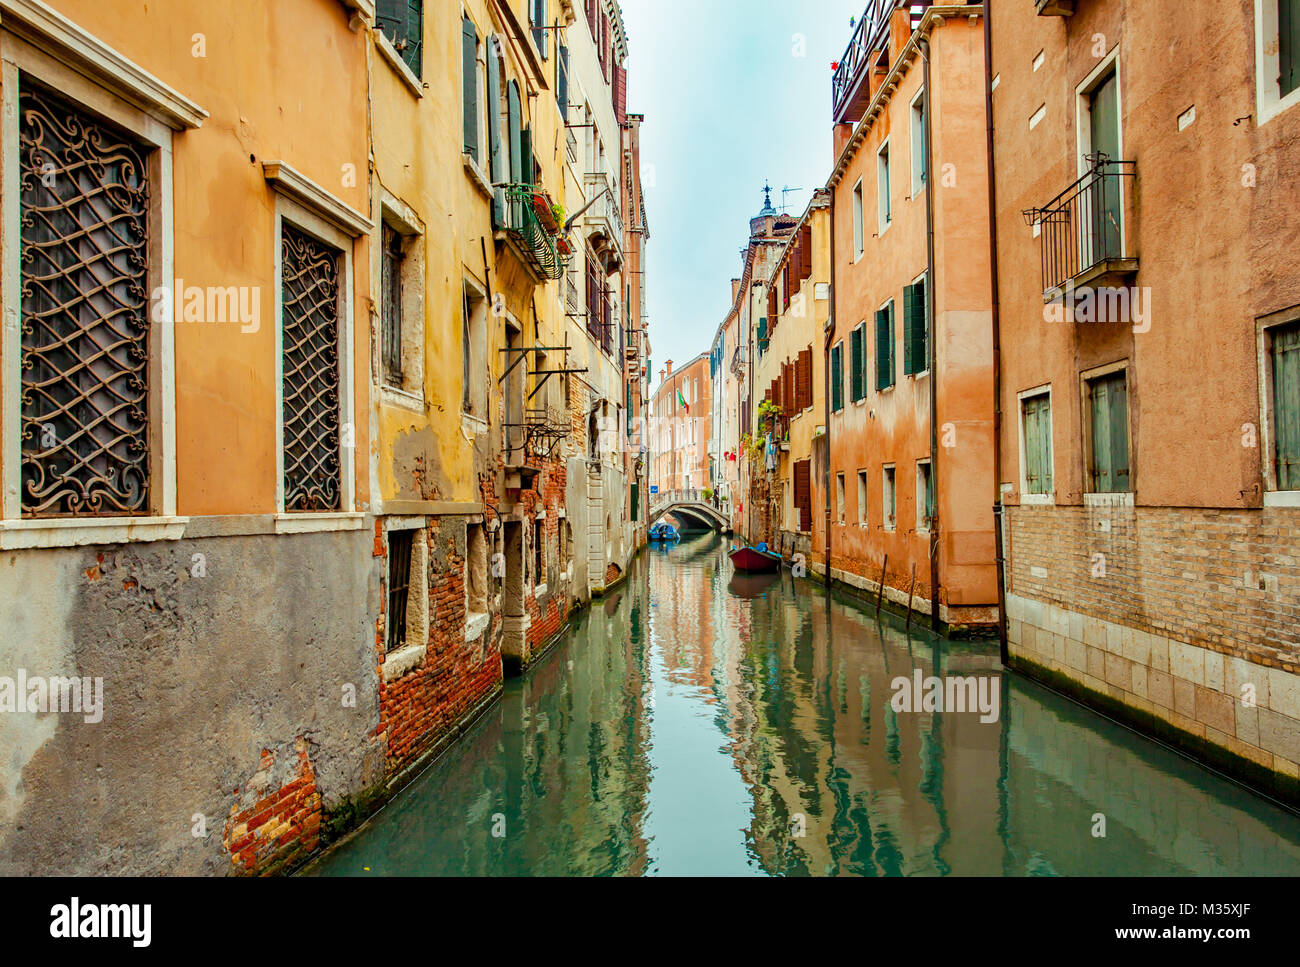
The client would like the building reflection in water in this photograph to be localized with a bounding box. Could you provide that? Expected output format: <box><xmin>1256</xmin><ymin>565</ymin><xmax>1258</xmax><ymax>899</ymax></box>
<box><xmin>316</xmin><ymin>533</ymin><xmax>1300</xmax><ymax>876</ymax></box>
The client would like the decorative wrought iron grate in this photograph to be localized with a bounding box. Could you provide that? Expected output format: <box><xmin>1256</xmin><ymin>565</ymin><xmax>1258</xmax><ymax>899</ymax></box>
<box><xmin>281</xmin><ymin>223</ymin><xmax>342</xmax><ymax>512</ymax></box>
<box><xmin>19</xmin><ymin>83</ymin><xmax>152</xmax><ymax>517</ymax></box>
<box><xmin>386</xmin><ymin>528</ymin><xmax>414</xmax><ymax>652</ymax></box>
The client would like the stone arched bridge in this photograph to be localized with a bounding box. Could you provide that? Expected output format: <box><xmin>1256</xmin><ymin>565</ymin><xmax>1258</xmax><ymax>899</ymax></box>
<box><xmin>648</xmin><ymin>489</ymin><xmax>729</xmax><ymax>532</ymax></box>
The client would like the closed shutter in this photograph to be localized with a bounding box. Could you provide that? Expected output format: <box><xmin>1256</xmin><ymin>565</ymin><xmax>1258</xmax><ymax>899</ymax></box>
<box><xmin>507</xmin><ymin>81</ymin><xmax>522</xmax><ymax>184</ymax></box>
<box><xmin>783</xmin><ymin>361</ymin><xmax>794</xmax><ymax>421</ymax></box>
<box><xmin>850</xmin><ymin>325</ymin><xmax>864</xmax><ymax>401</ymax></box>
<box><xmin>782</xmin><ymin>263</ymin><xmax>791</xmax><ymax>311</ymax></box>
<box><xmin>797</xmin><ymin>347</ymin><xmax>812</xmax><ymax>410</ymax></box>
<box><xmin>1089</xmin><ymin>373</ymin><xmax>1129</xmax><ymax>492</ymax></box>
<box><xmin>757</xmin><ymin>317</ymin><xmax>768</xmax><ymax>354</ymax></box>
<box><xmin>1023</xmin><ymin>395</ymin><xmax>1053</xmax><ymax>494</ymax></box>
<box><xmin>487</xmin><ymin>40</ymin><xmax>504</xmax><ymax>225</ymax></box>
<box><xmin>800</xmin><ymin>224</ymin><xmax>813</xmax><ymax>282</ymax></box>
<box><xmin>531</xmin><ymin>0</ymin><xmax>548</xmax><ymax>58</ymax></box>
<box><xmin>831</xmin><ymin>343</ymin><xmax>843</xmax><ymax>412</ymax></box>
<box><xmin>557</xmin><ymin>43</ymin><xmax>569</xmax><ymax>117</ymax></box>
<box><xmin>614</xmin><ymin>63</ymin><xmax>628</xmax><ymax>124</ymax></box>
<box><xmin>462</xmin><ymin>17</ymin><xmax>478</xmax><ymax>162</ymax></box>
<box><xmin>793</xmin><ymin>460</ymin><xmax>812</xmax><ymax>533</ymax></box>
<box><xmin>520</xmin><ymin>126</ymin><xmax>533</xmax><ymax>186</ymax></box>
<box><xmin>903</xmin><ymin>279</ymin><xmax>927</xmax><ymax>375</ymax></box>
<box><xmin>876</xmin><ymin>305</ymin><xmax>894</xmax><ymax>390</ymax></box>
<box><xmin>768</xmin><ymin>284</ymin><xmax>778</xmax><ymax>320</ymax></box>
<box><xmin>1274</xmin><ymin>323</ymin><xmax>1300</xmax><ymax>489</ymax></box>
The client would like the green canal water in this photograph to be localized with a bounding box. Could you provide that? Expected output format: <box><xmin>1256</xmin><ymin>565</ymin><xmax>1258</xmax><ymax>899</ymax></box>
<box><xmin>314</xmin><ymin>532</ymin><xmax>1300</xmax><ymax>876</ymax></box>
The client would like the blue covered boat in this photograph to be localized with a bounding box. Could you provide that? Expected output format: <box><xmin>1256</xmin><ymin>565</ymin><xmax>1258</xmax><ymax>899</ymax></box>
<box><xmin>649</xmin><ymin>522</ymin><xmax>680</xmax><ymax>542</ymax></box>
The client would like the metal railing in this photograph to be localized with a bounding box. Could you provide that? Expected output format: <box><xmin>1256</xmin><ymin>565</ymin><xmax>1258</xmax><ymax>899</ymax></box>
<box><xmin>497</xmin><ymin>183</ymin><xmax>568</xmax><ymax>281</ymax></box>
<box><xmin>831</xmin><ymin>0</ymin><xmax>899</xmax><ymax>123</ymax></box>
<box><xmin>1026</xmin><ymin>156</ymin><xmax>1136</xmax><ymax>295</ymax></box>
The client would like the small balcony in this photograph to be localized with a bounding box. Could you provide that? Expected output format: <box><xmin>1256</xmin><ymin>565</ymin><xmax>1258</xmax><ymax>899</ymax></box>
<box><xmin>495</xmin><ymin>183</ymin><xmax>570</xmax><ymax>282</ymax></box>
<box><xmin>582</xmin><ymin>169</ymin><xmax>624</xmax><ymax>268</ymax></box>
<box><xmin>1024</xmin><ymin>157</ymin><xmax>1138</xmax><ymax>301</ymax></box>
<box><xmin>1036</xmin><ymin>0</ymin><xmax>1077</xmax><ymax>15</ymax></box>
<box><xmin>832</xmin><ymin>0</ymin><xmax>911</xmax><ymax>125</ymax></box>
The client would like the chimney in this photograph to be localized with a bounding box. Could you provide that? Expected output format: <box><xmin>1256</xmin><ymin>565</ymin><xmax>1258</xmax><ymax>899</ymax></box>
<box><xmin>731</xmin><ymin>279</ymin><xmax>741</xmax><ymax>303</ymax></box>
<box><xmin>664</xmin><ymin>359</ymin><xmax>673</xmax><ymax>376</ymax></box>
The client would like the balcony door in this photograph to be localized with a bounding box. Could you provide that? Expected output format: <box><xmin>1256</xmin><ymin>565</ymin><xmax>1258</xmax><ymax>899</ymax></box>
<box><xmin>1083</xmin><ymin>66</ymin><xmax>1122</xmax><ymax>266</ymax></box>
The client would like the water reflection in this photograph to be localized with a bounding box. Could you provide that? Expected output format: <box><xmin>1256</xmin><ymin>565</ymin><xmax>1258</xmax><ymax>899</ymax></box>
<box><xmin>314</xmin><ymin>532</ymin><xmax>1300</xmax><ymax>876</ymax></box>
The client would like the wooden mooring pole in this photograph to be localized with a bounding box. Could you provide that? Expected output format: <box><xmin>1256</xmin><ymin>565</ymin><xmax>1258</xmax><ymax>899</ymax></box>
<box><xmin>904</xmin><ymin>562</ymin><xmax>918</xmax><ymax>632</ymax></box>
<box><xmin>875</xmin><ymin>555</ymin><xmax>888</xmax><ymax>619</ymax></box>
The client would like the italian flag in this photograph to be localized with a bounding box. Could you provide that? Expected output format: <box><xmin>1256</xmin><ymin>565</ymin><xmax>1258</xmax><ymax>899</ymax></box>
<box><xmin>677</xmin><ymin>389</ymin><xmax>689</xmax><ymax>414</ymax></box>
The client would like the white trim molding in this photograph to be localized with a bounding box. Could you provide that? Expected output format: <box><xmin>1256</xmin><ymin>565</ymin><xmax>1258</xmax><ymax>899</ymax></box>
<box><xmin>263</xmin><ymin>161</ymin><xmax>373</xmax><ymax>238</ymax></box>
<box><xmin>0</xmin><ymin>516</ymin><xmax>187</xmax><ymax>550</ymax></box>
<box><xmin>0</xmin><ymin>0</ymin><xmax>206</xmax><ymax>129</ymax></box>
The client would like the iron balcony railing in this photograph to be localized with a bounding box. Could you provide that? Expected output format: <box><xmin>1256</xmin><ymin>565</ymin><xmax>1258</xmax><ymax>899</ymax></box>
<box><xmin>832</xmin><ymin>0</ymin><xmax>910</xmax><ymax>124</ymax></box>
<box><xmin>497</xmin><ymin>183</ymin><xmax>568</xmax><ymax>281</ymax></box>
<box><xmin>1025</xmin><ymin>156</ymin><xmax>1136</xmax><ymax>296</ymax></box>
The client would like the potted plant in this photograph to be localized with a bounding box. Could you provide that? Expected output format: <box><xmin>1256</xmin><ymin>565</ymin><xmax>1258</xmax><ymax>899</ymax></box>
<box><xmin>532</xmin><ymin>189</ymin><xmax>558</xmax><ymax>232</ymax></box>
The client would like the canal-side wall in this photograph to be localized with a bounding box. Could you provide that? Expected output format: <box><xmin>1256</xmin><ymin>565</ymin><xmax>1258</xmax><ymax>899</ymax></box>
<box><xmin>0</xmin><ymin>530</ymin><xmax>388</xmax><ymax>876</ymax></box>
<box><xmin>1005</xmin><ymin>504</ymin><xmax>1300</xmax><ymax>806</ymax></box>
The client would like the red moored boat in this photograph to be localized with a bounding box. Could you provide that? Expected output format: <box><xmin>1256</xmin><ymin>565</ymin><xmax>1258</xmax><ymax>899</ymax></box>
<box><xmin>729</xmin><ymin>544</ymin><xmax>782</xmax><ymax>574</ymax></box>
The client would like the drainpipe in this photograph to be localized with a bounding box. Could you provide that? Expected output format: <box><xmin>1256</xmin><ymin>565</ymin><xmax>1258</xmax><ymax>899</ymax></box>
<box><xmin>982</xmin><ymin>3</ymin><xmax>1009</xmax><ymax>663</ymax></box>
<box><xmin>921</xmin><ymin>32</ymin><xmax>940</xmax><ymax>634</ymax></box>
<box><xmin>825</xmin><ymin>194</ymin><xmax>836</xmax><ymax>591</ymax></box>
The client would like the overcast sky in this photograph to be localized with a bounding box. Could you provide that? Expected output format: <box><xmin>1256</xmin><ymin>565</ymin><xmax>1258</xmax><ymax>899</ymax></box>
<box><xmin>620</xmin><ymin>0</ymin><xmax>864</xmax><ymax>395</ymax></box>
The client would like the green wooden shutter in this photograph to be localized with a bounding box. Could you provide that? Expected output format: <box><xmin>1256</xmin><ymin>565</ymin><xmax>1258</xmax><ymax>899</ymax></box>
<box><xmin>876</xmin><ymin>306</ymin><xmax>894</xmax><ymax>390</ymax></box>
<box><xmin>1089</xmin><ymin>373</ymin><xmax>1129</xmax><ymax>492</ymax></box>
<box><xmin>1274</xmin><ymin>324</ymin><xmax>1300</xmax><ymax>490</ymax></box>
<box><xmin>1023</xmin><ymin>395</ymin><xmax>1053</xmax><ymax>494</ymax></box>
<box><xmin>557</xmin><ymin>43</ymin><xmax>569</xmax><ymax>116</ymax></box>
<box><xmin>832</xmin><ymin>344</ymin><xmax>844</xmax><ymax>412</ymax></box>
<box><xmin>1283</xmin><ymin>0</ymin><xmax>1299</xmax><ymax>97</ymax></box>
<box><xmin>487</xmin><ymin>40</ymin><xmax>504</xmax><ymax>225</ymax></box>
<box><xmin>903</xmin><ymin>285</ymin><xmax>917</xmax><ymax>375</ymax></box>
<box><xmin>462</xmin><ymin>16</ymin><xmax>479</xmax><ymax>163</ymax></box>
<box><xmin>507</xmin><ymin>81</ymin><xmax>522</xmax><ymax>184</ymax></box>
<box><xmin>850</xmin><ymin>326</ymin><xmax>863</xmax><ymax>401</ymax></box>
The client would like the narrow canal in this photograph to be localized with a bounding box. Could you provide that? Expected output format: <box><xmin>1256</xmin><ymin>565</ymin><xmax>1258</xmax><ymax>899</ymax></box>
<box><xmin>314</xmin><ymin>533</ymin><xmax>1300</xmax><ymax>876</ymax></box>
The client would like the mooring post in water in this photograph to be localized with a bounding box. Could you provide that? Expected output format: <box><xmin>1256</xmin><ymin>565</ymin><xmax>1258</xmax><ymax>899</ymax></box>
<box><xmin>875</xmin><ymin>554</ymin><xmax>888</xmax><ymax>619</ymax></box>
<box><xmin>905</xmin><ymin>562</ymin><xmax>917</xmax><ymax>631</ymax></box>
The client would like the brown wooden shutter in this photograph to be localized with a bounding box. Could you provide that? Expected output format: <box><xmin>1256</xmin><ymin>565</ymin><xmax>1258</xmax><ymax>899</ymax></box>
<box><xmin>796</xmin><ymin>347</ymin><xmax>812</xmax><ymax>410</ymax></box>
<box><xmin>793</xmin><ymin>459</ymin><xmax>812</xmax><ymax>533</ymax></box>
<box><xmin>800</xmin><ymin>224</ymin><xmax>813</xmax><ymax>282</ymax></box>
<box><xmin>614</xmin><ymin>64</ymin><xmax>627</xmax><ymax>124</ymax></box>
<box><xmin>768</xmin><ymin>283</ymin><xmax>777</xmax><ymax>320</ymax></box>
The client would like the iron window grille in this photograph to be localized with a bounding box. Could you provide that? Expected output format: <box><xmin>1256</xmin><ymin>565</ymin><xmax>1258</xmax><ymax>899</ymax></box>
<box><xmin>380</xmin><ymin>223</ymin><xmax>403</xmax><ymax>385</ymax></box>
<box><xmin>281</xmin><ymin>223</ymin><xmax>343</xmax><ymax>512</ymax></box>
<box><xmin>19</xmin><ymin>82</ymin><xmax>152</xmax><ymax>518</ymax></box>
<box><xmin>386</xmin><ymin>528</ymin><xmax>414</xmax><ymax>652</ymax></box>
<box><xmin>376</xmin><ymin>0</ymin><xmax>424</xmax><ymax>78</ymax></box>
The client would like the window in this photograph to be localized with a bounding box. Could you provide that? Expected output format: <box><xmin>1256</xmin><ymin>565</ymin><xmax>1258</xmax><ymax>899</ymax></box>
<box><xmin>875</xmin><ymin>301</ymin><xmax>895</xmax><ymax>391</ymax></box>
<box><xmin>836</xmin><ymin>472</ymin><xmax>846</xmax><ymax>524</ymax></box>
<box><xmin>831</xmin><ymin>342</ymin><xmax>844</xmax><ymax>412</ymax></box>
<box><xmin>882</xmin><ymin>465</ymin><xmax>896</xmax><ymax>530</ymax></box>
<box><xmin>530</xmin><ymin>0</ymin><xmax>549</xmax><ymax>60</ymax></box>
<box><xmin>850</xmin><ymin>323</ymin><xmax>867</xmax><ymax>401</ymax></box>
<box><xmin>910</xmin><ymin>90</ymin><xmax>927</xmax><ymax>196</ymax></box>
<box><xmin>852</xmin><ymin>179</ymin><xmax>864</xmax><ymax>258</ymax></box>
<box><xmin>376</xmin><ymin>0</ymin><xmax>424</xmax><ymax>78</ymax></box>
<box><xmin>1082</xmin><ymin>64</ymin><xmax>1121</xmax><ymax>259</ymax></box>
<box><xmin>386</xmin><ymin>528</ymin><xmax>414</xmax><ymax>652</ymax></box>
<box><xmin>1283</xmin><ymin>0</ymin><xmax>1300</xmax><ymax>97</ymax></box>
<box><xmin>462</xmin><ymin>15</ymin><xmax>480</xmax><ymax>163</ymax></box>
<box><xmin>1269</xmin><ymin>321</ymin><xmax>1300</xmax><ymax>490</ymax></box>
<box><xmin>466</xmin><ymin>522</ymin><xmax>489</xmax><ymax>615</ymax></box>
<box><xmin>793</xmin><ymin>459</ymin><xmax>812</xmax><ymax>533</ymax></box>
<box><xmin>533</xmin><ymin>517</ymin><xmax>546</xmax><ymax>588</ymax></box>
<box><xmin>462</xmin><ymin>280</ymin><xmax>488</xmax><ymax>419</ymax></box>
<box><xmin>1021</xmin><ymin>391</ymin><xmax>1054</xmax><ymax>496</ymax></box>
<box><xmin>916</xmin><ymin>460</ymin><xmax>933</xmax><ymax>533</ymax></box>
<box><xmin>1085</xmin><ymin>369</ymin><xmax>1130</xmax><ymax>493</ymax></box>
<box><xmin>877</xmin><ymin>141</ymin><xmax>892</xmax><ymax>233</ymax></box>
<box><xmin>557</xmin><ymin>42</ymin><xmax>569</xmax><ymax>118</ymax></box>
<box><xmin>381</xmin><ymin>224</ymin><xmax>404</xmax><ymax>385</ymax></box>
<box><xmin>281</xmin><ymin>222</ymin><xmax>344</xmax><ymax>512</ymax></box>
<box><xmin>857</xmin><ymin>470</ymin><xmax>868</xmax><ymax>524</ymax></box>
<box><xmin>903</xmin><ymin>275</ymin><xmax>928</xmax><ymax>376</ymax></box>
<box><xmin>18</xmin><ymin>83</ymin><xmax>154</xmax><ymax>518</ymax></box>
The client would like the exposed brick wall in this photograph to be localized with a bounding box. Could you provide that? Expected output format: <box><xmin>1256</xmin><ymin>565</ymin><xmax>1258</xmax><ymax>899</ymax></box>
<box><xmin>223</xmin><ymin>737</ymin><xmax>321</xmax><ymax>875</ymax></box>
<box><xmin>604</xmin><ymin>561</ymin><xmax>622</xmax><ymax>586</ymax></box>
<box><xmin>1007</xmin><ymin>503</ymin><xmax>1300</xmax><ymax>671</ymax></box>
<box><xmin>376</xmin><ymin>518</ymin><xmax>502</xmax><ymax>774</ymax></box>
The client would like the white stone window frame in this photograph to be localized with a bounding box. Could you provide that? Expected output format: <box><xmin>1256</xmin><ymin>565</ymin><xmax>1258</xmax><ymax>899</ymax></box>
<box><xmin>1017</xmin><ymin>383</ymin><xmax>1055</xmax><ymax>506</ymax></box>
<box><xmin>1257</xmin><ymin>303</ymin><xmax>1300</xmax><ymax>506</ymax></box>
<box><xmin>461</xmin><ymin>273</ymin><xmax>490</xmax><ymax>434</ymax></box>
<box><xmin>265</xmin><ymin>162</ymin><xmax>371</xmax><ymax>534</ymax></box>
<box><xmin>1079</xmin><ymin>358</ymin><xmax>1133</xmax><ymax>502</ymax></box>
<box><xmin>376</xmin><ymin>188</ymin><xmax>427</xmax><ymax>410</ymax></box>
<box><xmin>0</xmin><ymin>0</ymin><xmax>206</xmax><ymax>550</ymax></box>
<box><xmin>882</xmin><ymin>463</ymin><xmax>897</xmax><ymax>531</ymax></box>
<box><xmin>851</xmin><ymin>176</ymin><xmax>865</xmax><ymax>262</ymax></box>
<box><xmin>909</xmin><ymin>87</ymin><xmax>926</xmax><ymax>200</ymax></box>
<box><xmin>876</xmin><ymin>137</ymin><xmax>892</xmax><ymax>237</ymax></box>
<box><xmin>379</xmin><ymin>515</ymin><xmax>429</xmax><ymax>682</ymax></box>
<box><xmin>1256</xmin><ymin>0</ymin><xmax>1300</xmax><ymax>125</ymax></box>
<box><xmin>915</xmin><ymin>458</ymin><xmax>932</xmax><ymax>535</ymax></box>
